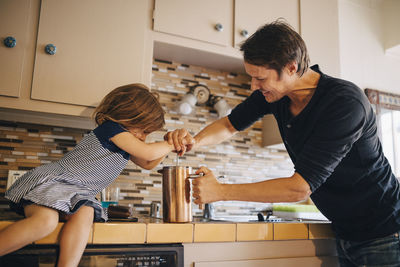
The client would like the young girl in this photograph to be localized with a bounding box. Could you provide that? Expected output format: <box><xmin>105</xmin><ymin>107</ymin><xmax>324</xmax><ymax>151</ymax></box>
<box><xmin>0</xmin><ymin>84</ymin><xmax>187</xmax><ymax>267</ymax></box>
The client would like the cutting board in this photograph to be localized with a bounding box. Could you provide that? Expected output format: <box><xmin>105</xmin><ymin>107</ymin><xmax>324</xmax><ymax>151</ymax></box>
<box><xmin>272</xmin><ymin>204</ymin><xmax>329</xmax><ymax>221</ymax></box>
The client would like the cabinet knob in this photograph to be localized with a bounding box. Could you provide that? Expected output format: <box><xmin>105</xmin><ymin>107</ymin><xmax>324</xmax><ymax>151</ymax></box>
<box><xmin>241</xmin><ymin>29</ymin><xmax>249</xmax><ymax>38</ymax></box>
<box><xmin>4</xmin><ymin>36</ymin><xmax>16</xmax><ymax>48</ymax></box>
<box><xmin>214</xmin><ymin>23</ymin><xmax>224</xmax><ymax>32</ymax></box>
<box><xmin>45</xmin><ymin>44</ymin><xmax>57</xmax><ymax>55</ymax></box>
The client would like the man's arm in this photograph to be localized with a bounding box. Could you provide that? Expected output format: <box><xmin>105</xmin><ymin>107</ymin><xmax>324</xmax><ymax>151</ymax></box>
<box><xmin>193</xmin><ymin>116</ymin><xmax>237</xmax><ymax>148</ymax></box>
<box><xmin>165</xmin><ymin>116</ymin><xmax>237</xmax><ymax>154</ymax></box>
<box><xmin>220</xmin><ymin>173</ymin><xmax>311</xmax><ymax>203</ymax></box>
<box><xmin>192</xmin><ymin>167</ymin><xmax>311</xmax><ymax>204</ymax></box>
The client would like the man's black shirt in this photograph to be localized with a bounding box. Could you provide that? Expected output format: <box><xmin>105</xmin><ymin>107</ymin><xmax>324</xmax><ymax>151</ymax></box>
<box><xmin>228</xmin><ymin>65</ymin><xmax>400</xmax><ymax>241</ymax></box>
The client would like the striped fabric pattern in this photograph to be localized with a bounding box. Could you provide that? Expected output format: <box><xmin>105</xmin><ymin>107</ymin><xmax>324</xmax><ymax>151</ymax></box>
<box><xmin>5</xmin><ymin>123</ymin><xmax>129</xmax><ymax>221</ymax></box>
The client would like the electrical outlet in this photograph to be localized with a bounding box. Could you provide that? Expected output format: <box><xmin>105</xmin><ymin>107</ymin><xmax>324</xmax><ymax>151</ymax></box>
<box><xmin>7</xmin><ymin>170</ymin><xmax>28</xmax><ymax>190</ymax></box>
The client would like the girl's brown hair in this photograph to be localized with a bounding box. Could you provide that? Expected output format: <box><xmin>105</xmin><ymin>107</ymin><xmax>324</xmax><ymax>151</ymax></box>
<box><xmin>93</xmin><ymin>83</ymin><xmax>165</xmax><ymax>133</ymax></box>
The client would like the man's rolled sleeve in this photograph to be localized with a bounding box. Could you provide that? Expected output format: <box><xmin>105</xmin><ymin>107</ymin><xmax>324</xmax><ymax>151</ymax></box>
<box><xmin>228</xmin><ymin>90</ymin><xmax>271</xmax><ymax>131</ymax></box>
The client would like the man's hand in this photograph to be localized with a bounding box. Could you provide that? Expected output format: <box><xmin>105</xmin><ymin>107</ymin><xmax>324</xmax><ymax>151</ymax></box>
<box><xmin>192</xmin><ymin>166</ymin><xmax>223</xmax><ymax>204</ymax></box>
<box><xmin>164</xmin><ymin>129</ymin><xmax>195</xmax><ymax>156</ymax></box>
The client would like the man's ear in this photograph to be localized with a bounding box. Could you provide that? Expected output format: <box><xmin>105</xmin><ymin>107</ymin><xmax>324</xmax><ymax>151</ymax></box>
<box><xmin>286</xmin><ymin>61</ymin><xmax>298</xmax><ymax>75</ymax></box>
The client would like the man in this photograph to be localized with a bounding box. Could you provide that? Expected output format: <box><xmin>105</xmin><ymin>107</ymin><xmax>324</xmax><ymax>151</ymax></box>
<box><xmin>166</xmin><ymin>20</ymin><xmax>400</xmax><ymax>266</ymax></box>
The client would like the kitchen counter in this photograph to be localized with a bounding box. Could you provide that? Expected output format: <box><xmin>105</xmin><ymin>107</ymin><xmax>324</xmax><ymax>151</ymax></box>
<box><xmin>0</xmin><ymin>218</ymin><xmax>334</xmax><ymax>244</ymax></box>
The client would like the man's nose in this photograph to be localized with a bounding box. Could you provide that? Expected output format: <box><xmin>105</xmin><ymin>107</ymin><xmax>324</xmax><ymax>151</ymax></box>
<box><xmin>251</xmin><ymin>79</ymin><xmax>259</xmax><ymax>91</ymax></box>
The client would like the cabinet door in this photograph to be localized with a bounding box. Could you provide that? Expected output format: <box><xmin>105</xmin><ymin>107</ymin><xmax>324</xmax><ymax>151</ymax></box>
<box><xmin>300</xmin><ymin>0</ymin><xmax>340</xmax><ymax>76</ymax></box>
<box><xmin>234</xmin><ymin>0</ymin><xmax>300</xmax><ymax>47</ymax></box>
<box><xmin>31</xmin><ymin>0</ymin><xmax>150</xmax><ymax>107</ymax></box>
<box><xmin>153</xmin><ymin>0</ymin><xmax>233</xmax><ymax>46</ymax></box>
<box><xmin>0</xmin><ymin>0</ymin><xmax>31</xmax><ymax>97</ymax></box>
<box><xmin>262</xmin><ymin>114</ymin><xmax>283</xmax><ymax>147</ymax></box>
<box><xmin>195</xmin><ymin>256</ymin><xmax>338</xmax><ymax>267</ymax></box>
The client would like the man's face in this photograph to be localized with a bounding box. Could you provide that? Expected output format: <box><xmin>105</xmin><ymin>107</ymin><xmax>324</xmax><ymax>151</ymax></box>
<box><xmin>244</xmin><ymin>62</ymin><xmax>293</xmax><ymax>103</ymax></box>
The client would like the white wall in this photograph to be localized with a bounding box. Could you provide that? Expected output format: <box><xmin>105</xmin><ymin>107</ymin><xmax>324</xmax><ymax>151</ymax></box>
<box><xmin>338</xmin><ymin>0</ymin><xmax>400</xmax><ymax>94</ymax></box>
<box><xmin>382</xmin><ymin>0</ymin><xmax>400</xmax><ymax>52</ymax></box>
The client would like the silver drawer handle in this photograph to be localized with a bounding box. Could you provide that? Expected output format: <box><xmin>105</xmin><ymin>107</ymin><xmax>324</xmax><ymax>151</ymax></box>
<box><xmin>215</xmin><ymin>23</ymin><xmax>224</xmax><ymax>32</ymax></box>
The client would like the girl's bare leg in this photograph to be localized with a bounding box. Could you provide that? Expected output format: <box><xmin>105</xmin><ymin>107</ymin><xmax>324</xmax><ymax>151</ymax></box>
<box><xmin>0</xmin><ymin>204</ymin><xmax>59</xmax><ymax>256</ymax></box>
<box><xmin>57</xmin><ymin>206</ymin><xmax>94</xmax><ymax>267</ymax></box>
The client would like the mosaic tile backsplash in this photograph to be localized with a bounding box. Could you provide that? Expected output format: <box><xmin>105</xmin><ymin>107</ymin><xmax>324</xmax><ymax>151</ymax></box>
<box><xmin>0</xmin><ymin>59</ymin><xmax>293</xmax><ymax>219</ymax></box>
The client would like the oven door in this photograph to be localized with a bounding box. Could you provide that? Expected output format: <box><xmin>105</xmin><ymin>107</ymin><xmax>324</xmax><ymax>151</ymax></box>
<box><xmin>0</xmin><ymin>244</ymin><xmax>183</xmax><ymax>267</ymax></box>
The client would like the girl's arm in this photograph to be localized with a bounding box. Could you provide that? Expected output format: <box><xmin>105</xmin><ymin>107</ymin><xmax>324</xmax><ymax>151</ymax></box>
<box><xmin>110</xmin><ymin>132</ymin><xmax>174</xmax><ymax>162</ymax></box>
<box><xmin>130</xmin><ymin>155</ymin><xmax>165</xmax><ymax>170</ymax></box>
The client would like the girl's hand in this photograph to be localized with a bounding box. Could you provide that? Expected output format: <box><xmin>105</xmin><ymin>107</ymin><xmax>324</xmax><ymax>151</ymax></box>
<box><xmin>192</xmin><ymin>166</ymin><xmax>223</xmax><ymax>204</ymax></box>
<box><xmin>164</xmin><ymin>129</ymin><xmax>195</xmax><ymax>155</ymax></box>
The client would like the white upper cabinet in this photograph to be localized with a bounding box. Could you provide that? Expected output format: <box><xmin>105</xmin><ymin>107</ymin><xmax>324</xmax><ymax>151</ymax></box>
<box><xmin>0</xmin><ymin>0</ymin><xmax>341</xmax><ymax>117</ymax></box>
<box><xmin>234</xmin><ymin>0</ymin><xmax>300</xmax><ymax>47</ymax></box>
<box><xmin>153</xmin><ymin>0</ymin><xmax>233</xmax><ymax>47</ymax></box>
<box><xmin>31</xmin><ymin>0</ymin><xmax>151</xmax><ymax>107</ymax></box>
<box><xmin>300</xmin><ymin>0</ymin><xmax>340</xmax><ymax>76</ymax></box>
<box><xmin>153</xmin><ymin>0</ymin><xmax>300</xmax><ymax>50</ymax></box>
<box><xmin>0</xmin><ymin>0</ymin><xmax>31</xmax><ymax>97</ymax></box>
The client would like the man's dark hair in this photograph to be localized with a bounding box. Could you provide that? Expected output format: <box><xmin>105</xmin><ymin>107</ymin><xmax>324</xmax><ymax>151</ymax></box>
<box><xmin>240</xmin><ymin>19</ymin><xmax>310</xmax><ymax>77</ymax></box>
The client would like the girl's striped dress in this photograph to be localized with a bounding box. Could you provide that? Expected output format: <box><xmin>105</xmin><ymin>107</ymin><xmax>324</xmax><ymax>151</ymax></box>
<box><xmin>5</xmin><ymin>121</ymin><xmax>130</xmax><ymax>221</ymax></box>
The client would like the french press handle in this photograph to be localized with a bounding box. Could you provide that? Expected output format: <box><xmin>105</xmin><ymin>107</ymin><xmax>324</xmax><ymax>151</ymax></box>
<box><xmin>188</xmin><ymin>173</ymin><xmax>204</xmax><ymax>209</ymax></box>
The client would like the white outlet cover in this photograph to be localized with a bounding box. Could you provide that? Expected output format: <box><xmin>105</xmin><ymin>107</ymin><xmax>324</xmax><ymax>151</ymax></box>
<box><xmin>7</xmin><ymin>170</ymin><xmax>28</xmax><ymax>190</ymax></box>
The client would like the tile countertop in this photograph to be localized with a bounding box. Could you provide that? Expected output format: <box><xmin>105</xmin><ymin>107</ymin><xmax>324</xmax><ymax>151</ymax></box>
<box><xmin>0</xmin><ymin>218</ymin><xmax>334</xmax><ymax>245</ymax></box>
